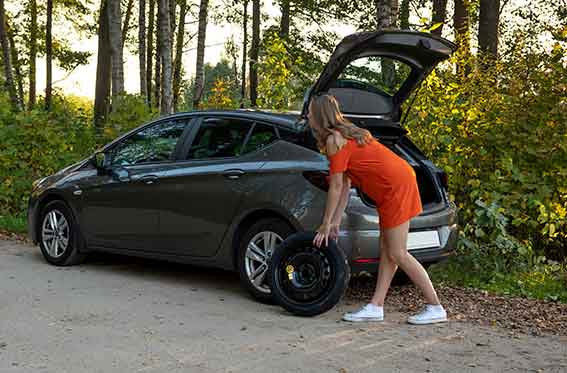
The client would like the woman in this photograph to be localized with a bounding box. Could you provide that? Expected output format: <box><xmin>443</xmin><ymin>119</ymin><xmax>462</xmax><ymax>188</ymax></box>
<box><xmin>308</xmin><ymin>94</ymin><xmax>446</xmax><ymax>325</ymax></box>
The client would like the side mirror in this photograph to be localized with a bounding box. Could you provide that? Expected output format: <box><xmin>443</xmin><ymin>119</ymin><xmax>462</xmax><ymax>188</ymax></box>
<box><xmin>91</xmin><ymin>152</ymin><xmax>109</xmax><ymax>171</ymax></box>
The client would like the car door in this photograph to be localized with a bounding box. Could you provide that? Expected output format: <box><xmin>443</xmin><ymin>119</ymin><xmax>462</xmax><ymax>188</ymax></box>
<box><xmin>156</xmin><ymin>116</ymin><xmax>279</xmax><ymax>257</ymax></box>
<box><xmin>78</xmin><ymin>117</ymin><xmax>192</xmax><ymax>251</ymax></box>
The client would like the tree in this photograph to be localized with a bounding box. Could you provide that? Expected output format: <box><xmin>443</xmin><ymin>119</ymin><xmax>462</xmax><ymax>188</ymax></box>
<box><xmin>28</xmin><ymin>0</ymin><xmax>37</xmax><ymax>108</ymax></box>
<box><xmin>0</xmin><ymin>0</ymin><xmax>20</xmax><ymax>111</ymax></box>
<box><xmin>139</xmin><ymin>0</ymin><xmax>147</xmax><ymax>98</ymax></box>
<box><xmin>478</xmin><ymin>0</ymin><xmax>500</xmax><ymax>64</ymax></box>
<box><xmin>94</xmin><ymin>0</ymin><xmax>112</xmax><ymax>127</ymax></box>
<box><xmin>146</xmin><ymin>0</ymin><xmax>155</xmax><ymax>106</ymax></box>
<box><xmin>109</xmin><ymin>0</ymin><xmax>125</xmax><ymax>102</ymax></box>
<box><xmin>249</xmin><ymin>0</ymin><xmax>259</xmax><ymax>107</ymax></box>
<box><xmin>431</xmin><ymin>0</ymin><xmax>447</xmax><ymax>35</ymax></box>
<box><xmin>154</xmin><ymin>0</ymin><xmax>161</xmax><ymax>108</ymax></box>
<box><xmin>193</xmin><ymin>0</ymin><xmax>209</xmax><ymax>109</ymax></box>
<box><xmin>122</xmin><ymin>0</ymin><xmax>134</xmax><ymax>47</ymax></box>
<box><xmin>159</xmin><ymin>0</ymin><xmax>173</xmax><ymax>114</ymax></box>
<box><xmin>280</xmin><ymin>0</ymin><xmax>290</xmax><ymax>38</ymax></box>
<box><xmin>45</xmin><ymin>0</ymin><xmax>53</xmax><ymax>110</ymax></box>
<box><xmin>376</xmin><ymin>0</ymin><xmax>397</xmax><ymax>29</ymax></box>
<box><xmin>399</xmin><ymin>0</ymin><xmax>410</xmax><ymax>29</ymax></box>
<box><xmin>6</xmin><ymin>19</ymin><xmax>24</xmax><ymax>109</ymax></box>
<box><xmin>454</xmin><ymin>0</ymin><xmax>470</xmax><ymax>75</ymax></box>
<box><xmin>173</xmin><ymin>0</ymin><xmax>188</xmax><ymax>111</ymax></box>
<box><xmin>240</xmin><ymin>0</ymin><xmax>248</xmax><ymax>107</ymax></box>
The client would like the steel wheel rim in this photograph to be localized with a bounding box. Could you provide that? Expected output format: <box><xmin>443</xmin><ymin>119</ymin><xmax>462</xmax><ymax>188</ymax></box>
<box><xmin>245</xmin><ymin>231</ymin><xmax>283</xmax><ymax>294</ymax></box>
<box><xmin>41</xmin><ymin>209</ymin><xmax>69</xmax><ymax>259</ymax></box>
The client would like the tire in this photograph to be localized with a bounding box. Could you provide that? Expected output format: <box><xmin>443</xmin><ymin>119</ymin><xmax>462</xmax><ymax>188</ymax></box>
<box><xmin>237</xmin><ymin>218</ymin><xmax>294</xmax><ymax>303</ymax></box>
<box><xmin>38</xmin><ymin>200</ymin><xmax>87</xmax><ymax>266</ymax></box>
<box><xmin>268</xmin><ymin>231</ymin><xmax>350</xmax><ymax>317</ymax></box>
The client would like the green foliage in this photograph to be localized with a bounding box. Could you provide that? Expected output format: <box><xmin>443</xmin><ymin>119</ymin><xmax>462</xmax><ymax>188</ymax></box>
<box><xmin>257</xmin><ymin>32</ymin><xmax>305</xmax><ymax>110</ymax></box>
<box><xmin>406</xmin><ymin>28</ymin><xmax>567</xmax><ymax>266</ymax></box>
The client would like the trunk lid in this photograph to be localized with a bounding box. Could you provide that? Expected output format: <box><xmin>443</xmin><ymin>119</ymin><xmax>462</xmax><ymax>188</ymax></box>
<box><xmin>301</xmin><ymin>31</ymin><xmax>457</xmax><ymax>122</ymax></box>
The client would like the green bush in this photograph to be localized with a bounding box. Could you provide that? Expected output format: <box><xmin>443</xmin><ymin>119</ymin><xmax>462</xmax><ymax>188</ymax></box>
<box><xmin>405</xmin><ymin>31</ymin><xmax>567</xmax><ymax>266</ymax></box>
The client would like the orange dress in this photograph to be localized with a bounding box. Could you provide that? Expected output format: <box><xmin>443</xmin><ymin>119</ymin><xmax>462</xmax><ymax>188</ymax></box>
<box><xmin>327</xmin><ymin>137</ymin><xmax>422</xmax><ymax>229</ymax></box>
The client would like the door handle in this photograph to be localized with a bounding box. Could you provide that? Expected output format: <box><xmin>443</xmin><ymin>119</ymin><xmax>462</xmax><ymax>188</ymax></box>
<box><xmin>140</xmin><ymin>175</ymin><xmax>159</xmax><ymax>184</ymax></box>
<box><xmin>223</xmin><ymin>169</ymin><xmax>245</xmax><ymax>180</ymax></box>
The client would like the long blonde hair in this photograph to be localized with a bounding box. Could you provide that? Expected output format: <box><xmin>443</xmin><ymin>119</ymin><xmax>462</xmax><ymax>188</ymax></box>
<box><xmin>308</xmin><ymin>94</ymin><xmax>372</xmax><ymax>150</ymax></box>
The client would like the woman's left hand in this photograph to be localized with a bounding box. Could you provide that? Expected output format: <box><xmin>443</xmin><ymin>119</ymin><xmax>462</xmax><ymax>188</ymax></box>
<box><xmin>313</xmin><ymin>223</ymin><xmax>332</xmax><ymax>248</ymax></box>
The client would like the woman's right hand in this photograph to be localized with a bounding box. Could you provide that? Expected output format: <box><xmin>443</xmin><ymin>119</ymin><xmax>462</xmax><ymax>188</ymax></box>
<box><xmin>329</xmin><ymin>222</ymin><xmax>340</xmax><ymax>241</ymax></box>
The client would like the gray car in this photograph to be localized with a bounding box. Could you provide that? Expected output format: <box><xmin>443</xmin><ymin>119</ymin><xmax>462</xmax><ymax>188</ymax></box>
<box><xmin>27</xmin><ymin>31</ymin><xmax>459</xmax><ymax>302</ymax></box>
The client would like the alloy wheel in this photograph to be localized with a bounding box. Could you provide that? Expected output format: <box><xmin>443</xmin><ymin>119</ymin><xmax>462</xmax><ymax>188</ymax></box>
<box><xmin>245</xmin><ymin>231</ymin><xmax>283</xmax><ymax>294</ymax></box>
<box><xmin>41</xmin><ymin>209</ymin><xmax>69</xmax><ymax>259</ymax></box>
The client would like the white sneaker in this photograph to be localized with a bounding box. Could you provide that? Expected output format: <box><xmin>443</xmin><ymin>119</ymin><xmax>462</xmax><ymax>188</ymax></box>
<box><xmin>408</xmin><ymin>304</ymin><xmax>447</xmax><ymax>325</ymax></box>
<box><xmin>342</xmin><ymin>304</ymin><xmax>384</xmax><ymax>322</ymax></box>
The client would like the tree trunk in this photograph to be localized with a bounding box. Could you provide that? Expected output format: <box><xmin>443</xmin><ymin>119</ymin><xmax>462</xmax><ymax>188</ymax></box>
<box><xmin>159</xmin><ymin>0</ymin><xmax>173</xmax><ymax>115</ymax></box>
<box><xmin>139</xmin><ymin>0</ymin><xmax>147</xmax><ymax>98</ymax></box>
<box><xmin>0</xmin><ymin>0</ymin><xmax>19</xmax><ymax>111</ymax></box>
<box><xmin>192</xmin><ymin>0</ymin><xmax>209</xmax><ymax>109</ymax></box>
<box><xmin>45</xmin><ymin>0</ymin><xmax>53</xmax><ymax>110</ymax></box>
<box><xmin>478</xmin><ymin>0</ymin><xmax>499</xmax><ymax>64</ymax></box>
<box><xmin>374</xmin><ymin>0</ymin><xmax>398</xmax><ymax>31</ymax></box>
<box><xmin>154</xmin><ymin>1</ymin><xmax>161</xmax><ymax>109</ymax></box>
<box><xmin>28</xmin><ymin>0</ymin><xmax>37</xmax><ymax>108</ymax></box>
<box><xmin>146</xmin><ymin>0</ymin><xmax>155</xmax><ymax>106</ymax></box>
<box><xmin>453</xmin><ymin>0</ymin><xmax>470</xmax><ymax>75</ymax></box>
<box><xmin>6</xmin><ymin>19</ymin><xmax>24</xmax><ymax>109</ymax></box>
<box><xmin>169</xmin><ymin>0</ymin><xmax>176</xmax><ymax>45</ymax></box>
<box><xmin>94</xmin><ymin>0</ymin><xmax>112</xmax><ymax>128</ymax></box>
<box><xmin>249</xmin><ymin>0</ymin><xmax>259</xmax><ymax>107</ymax></box>
<box><xmin>280</xmin><ymin>0</ymin><xmax>290</xmax><ymax>38</ymax></box>
<box><xmin>173</xmin><ymin>0</ymin><xmax>187</xmax><ymax>111</ymax></box>
<box><xmin>121</xmin><ymin>0</ymin><xmax>134</xmax><ymax>47</ymax></box>
<box><xmin>431</xmin><ymin>0</ymin><xmax>447</xmax><ymax>36</ymax></box>
<box><xmin>109</xmin><ymin>0</ymin><xmax>125</xmax><ymax>101</ymax></box>
<box><xmin>399</xmin><ymin>0</ymin><xmax>410</xmax><ymax>29</ymax></box>
<box><xmin>240</xmin><ymin>0</ymin><xmax>248</xmax><ymax>108</ymax></box>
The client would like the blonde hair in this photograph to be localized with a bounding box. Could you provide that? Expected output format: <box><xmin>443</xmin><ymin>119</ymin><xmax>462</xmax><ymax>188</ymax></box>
<box><xmin>308</xmin><ymin>94</ymin><xmax>372</xmax><ymax>150</ymax></box>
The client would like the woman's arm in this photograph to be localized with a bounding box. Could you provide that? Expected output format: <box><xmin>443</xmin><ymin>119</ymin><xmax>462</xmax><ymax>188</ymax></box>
<box><xmin>331</xmin><ymin>174</ymin><xmax>351</xmax><ymax>225</ymax></box>
<box><xmin>314</xmin><ymin>173</ymin><xmax>343</xmax><ymax>248</ymax></box>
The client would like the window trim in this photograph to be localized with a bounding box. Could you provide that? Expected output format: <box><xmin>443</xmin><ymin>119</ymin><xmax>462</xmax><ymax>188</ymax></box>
<box><xmin>107</xmin><ymin>116</ymin><xmax>194</xmax><ymax>168</ymax></box>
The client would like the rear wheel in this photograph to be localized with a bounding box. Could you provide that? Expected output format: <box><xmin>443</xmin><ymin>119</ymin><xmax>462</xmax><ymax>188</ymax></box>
<box><xmin>237</xmin><ymin>218</ymin><xmax>294</xmax><ymax>303</ymax></box>
<box><xmin>39</xmin><ymin>200</ymin><xmax>87</xmax><ymax>266</ymax></box>
<box><xmin>269</xmin><ymin>231</ymin><xmax>350</xmax><ymax>317</ymax></box>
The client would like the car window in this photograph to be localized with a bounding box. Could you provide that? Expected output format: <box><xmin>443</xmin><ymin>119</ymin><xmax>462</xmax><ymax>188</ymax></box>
<box><xmin>242</xmin><ymin>123</ymin><xmax>277</xmax><ymax>154</ymax></box>
<box><xmin>110</xmin><ymin>119</ymin><xmax>188</xmax><ymax>166</ymax></box>
<box><xmin>187</xmin><ymin>117</ymin><xmax>253</xmax><ymax>159</ymax></box>
<box><xmin>336</xmin><ymin>56</ymin><xmax>412</xmax><ymax>96</ymax></box>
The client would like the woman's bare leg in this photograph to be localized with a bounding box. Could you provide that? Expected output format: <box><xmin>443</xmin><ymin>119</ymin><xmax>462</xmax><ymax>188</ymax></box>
<box><xmin>370</xmin><ymin>235</ymin><xmax>398</xmax><ymax>307</ymax></box>
<box><xmin>381</xmin><ymin>221</ymin><xmax>440</xmax><ymax>305</ymax></box>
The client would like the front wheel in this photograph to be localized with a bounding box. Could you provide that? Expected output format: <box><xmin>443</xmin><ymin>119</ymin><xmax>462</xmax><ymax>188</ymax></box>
<box><xmin>38</xmin><ymin>200</ymin><xmax>87</xmax><ymax>266</ymax></box>
<box><xmin>268</xmin><ymin>232</ymin><xmax>350</xmax><ymax>317</ymax></box>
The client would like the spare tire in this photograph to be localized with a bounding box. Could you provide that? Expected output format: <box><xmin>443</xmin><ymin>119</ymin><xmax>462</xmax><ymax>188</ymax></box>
<box><xmin>268</xmin><ymin>231</ymin><xmax>350</xmax><ymax>317</ymax></box>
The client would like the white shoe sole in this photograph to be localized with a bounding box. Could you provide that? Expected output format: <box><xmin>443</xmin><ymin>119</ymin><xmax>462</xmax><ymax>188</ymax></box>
<box><xmin>407</xmin><ymin>317</ymin><xmax>447</xmax><ymax>325</ymax></box>
<box><xmin>342</xmin><ymin>316</ymin><xmax>384</xmax><ymax>322</ymax></box>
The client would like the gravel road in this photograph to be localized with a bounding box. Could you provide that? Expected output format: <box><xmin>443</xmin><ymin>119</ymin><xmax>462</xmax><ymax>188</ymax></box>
<box><xmin>1</xmin><ymin>239</ymin><xmax>566</xmax><ymax>372</ymax></box>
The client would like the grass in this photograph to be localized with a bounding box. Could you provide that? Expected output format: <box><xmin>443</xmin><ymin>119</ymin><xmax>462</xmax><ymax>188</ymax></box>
<box><xmin>430</xmin><ymin>256</ymin><xmax>567</xmax><ymax>303</ymax></box>
<box><xmin>0</xmin><ymin>213</ymin><xmax>27</xmax><ymax>234</ymax></box>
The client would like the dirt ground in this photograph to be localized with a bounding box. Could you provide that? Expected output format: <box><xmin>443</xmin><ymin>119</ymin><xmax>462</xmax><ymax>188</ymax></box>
<box><xmin>1</xmin><ymin>239</ymin><xmax>566</xmax><ymax>373</ymax></box>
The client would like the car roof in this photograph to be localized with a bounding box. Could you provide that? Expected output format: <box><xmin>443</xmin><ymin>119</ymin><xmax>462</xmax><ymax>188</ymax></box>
<box><xmin>162</xmin><ymin>109</ymin><xmax>303</xmax><ymax>131</ymax></box>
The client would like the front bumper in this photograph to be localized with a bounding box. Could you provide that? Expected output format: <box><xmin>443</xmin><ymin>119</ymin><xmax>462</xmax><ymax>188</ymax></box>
<box><xmin>338</xmin><ymin>222</ymin><xmax>459</xmax><ymax>274</ymax></box>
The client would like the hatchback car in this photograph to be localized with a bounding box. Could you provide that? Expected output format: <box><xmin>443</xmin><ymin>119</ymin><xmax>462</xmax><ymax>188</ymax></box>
<box><xmin>28</xmin><ymin>31</ymin><xmax>459</xmax><ymax>302</ymax></box>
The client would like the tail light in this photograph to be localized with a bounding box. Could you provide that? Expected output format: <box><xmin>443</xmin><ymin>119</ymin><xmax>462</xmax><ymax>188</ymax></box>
<box><xmin>303</xmin><ymin>171</ymin><xmax>329</xmax><ymax>191</ymax></box>
<box><xmin>438</xmin><ymin>171</ymin><xmax>448</xmax><ymax>190</ymax></box>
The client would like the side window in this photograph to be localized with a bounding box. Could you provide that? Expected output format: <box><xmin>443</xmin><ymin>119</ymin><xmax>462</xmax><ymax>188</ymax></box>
<box><xmin>187</xmin><ymin>117</ymin><xmax>252</xmax><ymax>159</ymax></box>
<box><xmin>242</xmin><ymin>123</ymin><xmax>277</xmax><ymax>154</ymax></box>
<box><xmin>110</xmin><ymin>119</ymin><xmax>188</xmax><ymax>166</ymax></box>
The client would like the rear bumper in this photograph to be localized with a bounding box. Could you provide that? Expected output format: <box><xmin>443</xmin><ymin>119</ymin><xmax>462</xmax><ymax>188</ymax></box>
<box><xmin>341</xmin><ymin>223</ymin><xmax>458</xmax><ymax>274</ymax></box>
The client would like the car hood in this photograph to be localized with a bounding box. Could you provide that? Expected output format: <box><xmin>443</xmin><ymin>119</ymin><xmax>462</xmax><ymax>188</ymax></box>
<box><xmin>301</xmin><ymin>31</ymin><xmax>457</xmax><ymax>121</ymax></box>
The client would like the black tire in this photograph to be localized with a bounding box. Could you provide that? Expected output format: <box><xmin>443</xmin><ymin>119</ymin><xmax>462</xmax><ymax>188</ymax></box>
<box><xmin>237</xmin><ymin>218</ymin><xmax>294</xmax><ymax>303</ymax></box>
<box><xmin>268</xmin><ymin>231</ymin><xmax>350</xmax><ymax>317</ymax></box>
<box><xmin>38</xmin><ymin>200</ymin><xmax>87</xmax><ymax>266</ymax></box>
